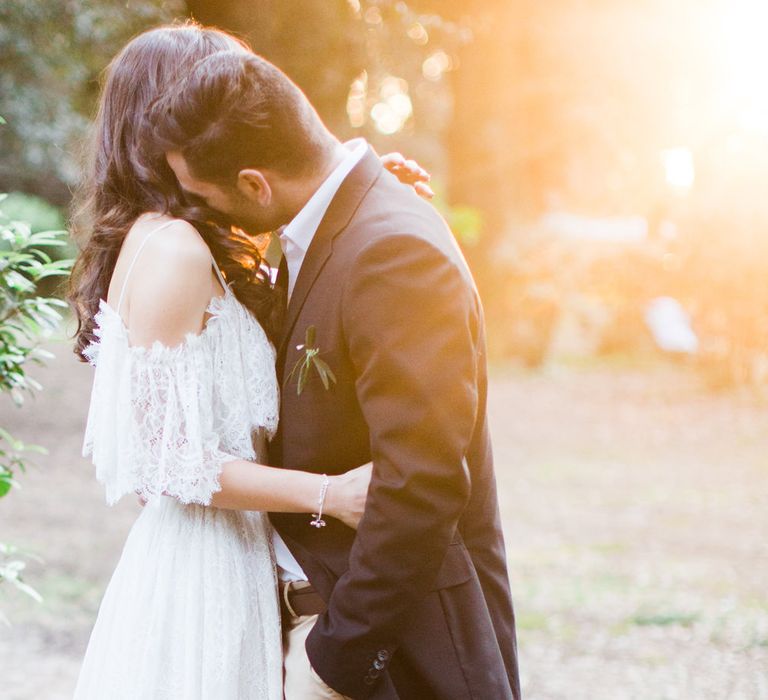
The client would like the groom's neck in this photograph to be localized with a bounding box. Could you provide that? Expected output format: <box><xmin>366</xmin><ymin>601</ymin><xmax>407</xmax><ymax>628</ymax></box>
<box><xmin>283</xmin><ymin>139</ymin><xmax>346</xmax><ymax>220</ymax></box>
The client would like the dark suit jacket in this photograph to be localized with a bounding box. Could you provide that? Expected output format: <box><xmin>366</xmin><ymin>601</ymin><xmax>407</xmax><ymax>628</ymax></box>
<box><xmin>269</xmin><ymin>148</ymin><xmax>520</xmax><ymax>700</ymax></box>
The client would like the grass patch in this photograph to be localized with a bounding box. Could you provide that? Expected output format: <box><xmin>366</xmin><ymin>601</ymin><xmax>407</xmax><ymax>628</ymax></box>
<box><xmin>549</xmin><ymin>350</ymin><xmax>669</xmax><ymax>372</ymax></box>
<box><xmin>591</xmin><ymin>541</ymin><xmax>629</xmax><ymax>555</ymax></box>
<box><xmin>630</xmin><ymin>612</ymin><xmax>700</xmax><ymax>627</ymax></box>
<box><xmin>36</xmin><ymin>573</ymin><xmax>100</xmax><ymax>607</ymax></box>
<box><xmin>517</xmin><ymin>610</ymin><xmax>550</xmax><ymax>631</ymax></box>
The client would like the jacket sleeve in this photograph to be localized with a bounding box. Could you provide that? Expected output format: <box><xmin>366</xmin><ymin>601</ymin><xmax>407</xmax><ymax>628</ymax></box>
<box><xmin>306</xmin><ymin>234</ymin><xmax>480</xmax><ymax>698</ymax></box>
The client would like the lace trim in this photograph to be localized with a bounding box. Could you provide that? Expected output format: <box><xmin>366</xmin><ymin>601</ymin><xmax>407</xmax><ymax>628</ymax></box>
<box><xmin>82</xmin><ymin>291</ymin><xmax>279</xmax><ymax>506</ymax></box>
<box><xmin>84</xmin><ymin>292</ymin><xmax>231</xmax><ymax>365</ymax></box>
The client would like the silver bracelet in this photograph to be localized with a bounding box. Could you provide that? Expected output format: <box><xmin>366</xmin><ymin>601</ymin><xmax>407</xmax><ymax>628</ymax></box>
<box><xmin>311</xmin><ymin>474</ymin><xmax>330</xmax><ymax>528</ymax></box>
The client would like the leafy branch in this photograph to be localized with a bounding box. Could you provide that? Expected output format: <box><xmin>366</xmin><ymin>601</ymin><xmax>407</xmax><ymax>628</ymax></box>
<box><xmin>288</xmin><ymin>325</ymin><xmax>337</xmax><ymax>396</ymax></box>
<box><xmin>0</xmin><ymin>197</ymin><xmax>71</xmax><ymax>407</ymax></box>
<box><xmin>0</xmin><ymin>543</ymin><xmax>44</xmax><ymax>626</ymax></box>
<box><xmin>0</xmin><ymin>191</ymin><xmax>72</xmax><ymax>618</ymax></box>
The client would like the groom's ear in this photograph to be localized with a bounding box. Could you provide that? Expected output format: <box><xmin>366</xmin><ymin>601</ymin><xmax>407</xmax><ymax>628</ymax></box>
<box><xmin>237</xmin><ymin>169</ymin><xmax>272</xmax><ymax>206</ymax></box>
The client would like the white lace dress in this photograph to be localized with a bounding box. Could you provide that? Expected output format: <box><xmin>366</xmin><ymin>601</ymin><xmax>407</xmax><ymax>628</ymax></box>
<box><xmin>73</xmin><ymin>260</ymin><xmax>283</xmax><ymax>699</ymax></box>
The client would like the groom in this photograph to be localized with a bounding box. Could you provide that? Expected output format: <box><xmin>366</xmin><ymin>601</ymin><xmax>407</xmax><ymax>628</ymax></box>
<box><xmin>149</xmin><ymin>48</ymin><xmax>520</xmax><ymax>700</ymax></box>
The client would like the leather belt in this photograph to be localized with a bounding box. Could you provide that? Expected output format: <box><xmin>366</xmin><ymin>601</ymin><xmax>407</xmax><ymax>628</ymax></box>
<box><xmin>280</xmin><ymin>580</ymin><xmax>327</xmax><ymax>619</ymax></box>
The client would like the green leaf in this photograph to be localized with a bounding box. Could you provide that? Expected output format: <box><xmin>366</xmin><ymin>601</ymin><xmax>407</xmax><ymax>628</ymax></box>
<box><xmin>287</xmin><ymin>354</ymin><xmax>303</xmax><ymax>383</ymax></box>
<box><xmin>319</xmin><ymin>358</ymin><xmax>336</xmax><ymax>385</ymax></box>
<box><xmin>312</xmin><ymin>356</ymin><xmax>337</xmax><ymax>390</ymax></box>
<box><xmin>313</xmin><ymin>358</ymin><xmax>330</xmax><ymax>390</ymax></box>
<box><xmin>38</xmin><ymin>268</ymin><xmax>72</xmax><ymax>280</ymax></box>
<box><xmin>0</xmin><ymin>428</ymin><xmax>23</xmax><ymax>451</ymax></box>
<box><xmin>10</xmin><ymin>388</ymin><xmax>24</xmax><ymax>406</ymax></box>
<box><xmin>4</xmin><ymin>271</ymin><xmax>34</xmax><ymax>293</ymax></box>
<box><xmin>297</xmin><ymin>359</ymin><xmax>311</xmax><ymax>396</ymax></box>
<box><xmin>13</xmin><ymin>579</ymin><xmax>43</xmax><ymax>604</ymax></box>
<box><xmin>0</xmin><ymin>469</ymin><xmax>20</xmax><ymax>497</ymax></box>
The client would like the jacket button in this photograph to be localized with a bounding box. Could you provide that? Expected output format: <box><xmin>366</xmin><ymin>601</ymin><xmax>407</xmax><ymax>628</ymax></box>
<box><xmin>377</xmin><ymin>650</ymin><xmax>390</xmax><ymax>662</ymax></box>
<box><xmin>369</xmin><ymin>669</ymin><xmax>381</xmax><ymax>680</ymax></box>
<box><xmin>364</xmin><ymin>675</ymin><xmax>376</xmax><ymax>686</ymax></box>
<box><xmin>373</xmin><ymin>659</ymin><xmax>385</xmax><ymax>670</ymax></box>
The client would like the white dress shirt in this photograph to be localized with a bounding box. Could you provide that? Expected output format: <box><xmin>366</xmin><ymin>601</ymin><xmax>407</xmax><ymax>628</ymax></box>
<box><xmin>273</xmin><ymin>138</ymin><xmax>368</xmax><ymax>582</ymax></box>
<box><xmin>278</xmin><ymin>138</ymin><xmax>368</xmax><ymax>300</ymax></box>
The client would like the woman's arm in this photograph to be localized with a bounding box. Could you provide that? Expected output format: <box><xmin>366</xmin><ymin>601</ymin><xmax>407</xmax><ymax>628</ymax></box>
<box><xmin>210</xmin><ymin>461</ymin><xmax>372</xmax><ymax>529</ymax></box>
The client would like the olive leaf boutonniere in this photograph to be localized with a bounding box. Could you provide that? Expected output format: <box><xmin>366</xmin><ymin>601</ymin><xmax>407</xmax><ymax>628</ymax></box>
<box><xmin>288</xmin><ymin>325</ymin><xmax>337</xmax><ymax>396</ymax></box>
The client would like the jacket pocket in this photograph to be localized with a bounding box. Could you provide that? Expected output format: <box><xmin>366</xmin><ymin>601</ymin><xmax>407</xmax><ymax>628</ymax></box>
<box><xmin>430</xmin><ymin>541</ymin><xmax>474</xmax><ymax>591</ymax></box>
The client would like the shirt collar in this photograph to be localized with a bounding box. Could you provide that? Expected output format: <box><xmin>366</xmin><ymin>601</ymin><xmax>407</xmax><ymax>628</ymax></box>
<box><xmin>279</xmin><ymin>138</ymin><xmax>368</xmax><ymax>255</ymax></box>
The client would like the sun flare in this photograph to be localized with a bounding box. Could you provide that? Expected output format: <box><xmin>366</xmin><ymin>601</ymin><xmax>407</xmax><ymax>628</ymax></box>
<box><xmin>718</xmin><ymin>0</ymin><xmax>768</xmax><ymax>133</ymax></box>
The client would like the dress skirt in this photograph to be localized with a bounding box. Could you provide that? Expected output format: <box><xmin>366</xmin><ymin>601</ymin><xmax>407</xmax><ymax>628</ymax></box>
<box><xmin>72</xmin><ymin>497</ymin><xmax>282</xmax><ymax>699</ymax></box>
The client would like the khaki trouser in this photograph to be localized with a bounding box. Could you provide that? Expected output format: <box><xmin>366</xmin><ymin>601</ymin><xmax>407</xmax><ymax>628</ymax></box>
<box><xmin>283</xmin><ymin>610</ymin><xmax>353</xmax><ymax>700</ymax></box>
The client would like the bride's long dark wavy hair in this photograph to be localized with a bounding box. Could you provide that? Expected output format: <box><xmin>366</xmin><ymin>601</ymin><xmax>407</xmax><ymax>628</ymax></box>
<box><xmin>69</xmin><ymin>23</ymin><xmax>281</xmax><ymax>361</ymax></box>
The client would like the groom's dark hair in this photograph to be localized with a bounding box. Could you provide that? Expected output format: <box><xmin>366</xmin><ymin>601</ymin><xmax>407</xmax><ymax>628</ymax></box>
<box><xmin>145</xmin><ymin>50</ymin><xmax>332</xmax><ymax>183</ymax></box>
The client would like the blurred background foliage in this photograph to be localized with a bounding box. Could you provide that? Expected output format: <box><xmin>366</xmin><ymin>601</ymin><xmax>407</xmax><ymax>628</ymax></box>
<box><xmin>2</xmin><ymin>0</ymin><xmax>768</xmax><ymax>387</ymax></box>
<box><xmin>0</xmin><ymin>192</ymin><xmax>72</xmax><ymax>618</ymax></box>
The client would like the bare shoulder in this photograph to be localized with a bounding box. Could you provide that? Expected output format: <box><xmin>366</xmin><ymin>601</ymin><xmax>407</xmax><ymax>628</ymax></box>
<box><xmin>119</xmin><ymin>217</ymin><xmax>210</xmax><ymax>290</ymax></box>
<box><xmin>120</xmin><ymin>217</ymin><xmax>217</xmax><ymax>347</ymax></box>
<box><xmin>131</xmin><ymin>216</ymin><xmax>212</xmax><ymax>269</ymax></box>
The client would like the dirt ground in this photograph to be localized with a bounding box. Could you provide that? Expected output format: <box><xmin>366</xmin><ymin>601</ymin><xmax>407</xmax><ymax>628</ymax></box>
<box><xmin>1</xmin><ymin>341</ymin><xmax>767</xmax><ymax>700</ymax></box>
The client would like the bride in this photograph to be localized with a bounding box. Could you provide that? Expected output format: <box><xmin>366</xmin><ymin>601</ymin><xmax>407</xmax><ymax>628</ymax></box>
<box><xmin>68</xmin><ymin>23</ymin><xmax>430</xmax><ymax>699</ymax></box>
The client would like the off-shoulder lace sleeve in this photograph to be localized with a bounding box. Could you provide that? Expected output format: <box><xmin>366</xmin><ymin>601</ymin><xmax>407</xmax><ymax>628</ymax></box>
<box><xmin>83</xmin><ymin>302</ymin><xmax>238</xmax><ymax>506</ymax></box>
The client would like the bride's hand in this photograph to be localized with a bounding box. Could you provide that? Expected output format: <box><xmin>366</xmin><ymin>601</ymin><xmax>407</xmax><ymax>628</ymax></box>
<box><xmin>381</xmin><ymin>152</ymin><xmax>435</xmax><ymax>200</ymax></box>
<box><xmin>326</xmin><ymin>462</ymin><xmax>373</xmax><ymax>529</ymax></box>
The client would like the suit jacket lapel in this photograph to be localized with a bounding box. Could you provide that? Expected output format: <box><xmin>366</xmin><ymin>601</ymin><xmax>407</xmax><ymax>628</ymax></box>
<box><xmin>276</xmin><ymin>148</ymin><xmax>383</xmax><ymax>367</ymax></box>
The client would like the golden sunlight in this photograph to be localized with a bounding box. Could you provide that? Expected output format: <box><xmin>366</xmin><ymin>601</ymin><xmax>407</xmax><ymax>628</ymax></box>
<box><xmin>661</xmin><ymin>148</ymin><xmax>695</xmax><ymax>191</ymax></box>
<box><xmin>371</xmin><ymin>76</ymin><xmax>413</xmax><ymax>135</ymax></box>
<box><xmin>717</xmin><ymin>0</ymin><xmax>768</xmax><ymax>133</ymax></box>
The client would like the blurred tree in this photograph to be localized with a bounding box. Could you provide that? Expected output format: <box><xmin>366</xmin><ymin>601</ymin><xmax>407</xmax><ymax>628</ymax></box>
<box><xmin>186</xmin><ymin>0</ymin><xmax>366</xmax><ymax>135</ymax></box>
<box><xmin>0</xmin><ymin>0</ymin><xmax>184</xmax><ymax>206</ymax></box>
<box><xmin>6</xmin><ymin>0</ymin><xmax>764</xmax><ymax>374</ymax></box>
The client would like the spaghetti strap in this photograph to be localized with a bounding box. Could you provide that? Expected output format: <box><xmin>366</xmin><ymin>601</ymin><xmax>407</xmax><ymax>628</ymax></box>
<box><xmin>115</xmin><ymin>219</ymin><xmax>176</xmax><ymax>315</ymax></box>
<box><xmin>210</xmin><ymin>256</ymin><xmax>228</xmax><ymax>291</ymax></box>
